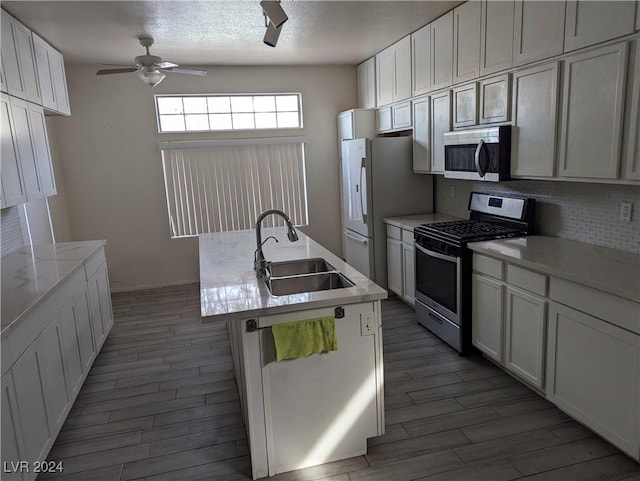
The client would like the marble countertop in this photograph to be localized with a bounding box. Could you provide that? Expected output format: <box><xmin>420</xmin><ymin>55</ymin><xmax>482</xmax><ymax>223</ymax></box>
<box><xmin>199</xmin><ymin>227</ymin><xmax>387</xmax><ymax>321</ymax></box>
<box><xmin>1</xmin><ymin>241</ymin><xmax>106</xmax><ymax>332</ymax></box>
<box><xmin>383</xmin><ymin>213</ymin><xmax>462</xmax><ymax>231</ymax></box>
<box><xmin>468</xmin><ymin>236</ymin><xmax>640</xmax><ymax>303</ymax></box>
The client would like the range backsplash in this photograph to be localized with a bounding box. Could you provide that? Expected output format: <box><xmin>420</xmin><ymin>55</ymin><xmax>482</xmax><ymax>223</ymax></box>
<box><xmin>1</xmin><ymin>206</ymin><xmax>25</xmax><ymax>257</ymax></box>
<box><xmin>435</xmin><ymin>177</ymin><xmax>640</xmax><ymax>254</ymax></box>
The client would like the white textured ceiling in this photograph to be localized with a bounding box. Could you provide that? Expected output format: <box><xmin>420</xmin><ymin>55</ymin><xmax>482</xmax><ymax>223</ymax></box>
<box><xmin>2</xmin><ymin>1</ymin><xmax>462</xmax><ymax>68</ymax></box>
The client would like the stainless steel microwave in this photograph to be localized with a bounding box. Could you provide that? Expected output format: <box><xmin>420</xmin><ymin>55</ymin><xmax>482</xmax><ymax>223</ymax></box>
<box><xmin>443</xmin><ymin>125</ymin><xmax>511</xmax><ymax>182</ymax></box>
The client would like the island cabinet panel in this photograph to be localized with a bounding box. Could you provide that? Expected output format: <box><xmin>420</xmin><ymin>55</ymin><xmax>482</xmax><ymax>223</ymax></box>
<box><xmin>564</xmin><ymin>1</ymin><xmax>636</xmax><ymax>53</ymax></box>
<box><xmin>453</xmin><ymin>0</ymin><xmax>481</xmax><ymax>84</ymax></box>
<box><xmin>558</xmin><ymin>43</ymin><xmax>628</xmax><ymax>180</ymax></box>
<box><xmin>237</xmin><ymin>301</ymin><xmax>384</xmax><ymax>479</ymax></box>
<box><xmin>546</xmin><ymin>302</ymin><xmax>640</xmax><ymax>458</ymax></box>
<box><xmin>513</xmin><ymin>0</ymin><xmax>565</xmax><ymax>67</ymax></box>
<box><xmin>480</xmin><ymin>0</ymin><xmax>514</xmax><ymax>76</ymax></box>
<box><xmin>511</xmin><ymin>61</ymin><xmax>560</xmax><ymax>178</ymax></box>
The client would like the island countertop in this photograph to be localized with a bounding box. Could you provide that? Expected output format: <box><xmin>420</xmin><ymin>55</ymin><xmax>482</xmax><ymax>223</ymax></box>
<box><xmin>199</xmin><ymin>227</ymin><xmax>387</xmax><ymax>321</ymax></box>
<box><xmin>468</xmin><ymin>236</ymin><xmax>640</xmax><ymax>303</ymax></box>
<box><xmin>1</xmin><ymin>240</ymin><xmax>107</xmax><ymax>333</ymax></box>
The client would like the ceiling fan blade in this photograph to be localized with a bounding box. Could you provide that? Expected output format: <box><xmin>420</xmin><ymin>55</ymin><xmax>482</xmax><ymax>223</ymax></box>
<box><xmin>163</xmin><ymin>67</ymin><xmax>207</xmax><ymax>76</ymax></box>
<box><xmin>156</xmin><ymin>61</ymin><xmax>178</xmax><ymax>69</ymax></box>
<box><xmin>96</xmin><ymin>67</ymin><xmax>138</xmax><ymax>75</ymax></box>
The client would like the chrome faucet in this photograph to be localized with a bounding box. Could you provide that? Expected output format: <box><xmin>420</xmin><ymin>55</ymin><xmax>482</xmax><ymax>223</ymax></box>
<box><xmin>254</xmin><ymin>209</ymin><xmax>299</xmax><ymax>278</ymax></box>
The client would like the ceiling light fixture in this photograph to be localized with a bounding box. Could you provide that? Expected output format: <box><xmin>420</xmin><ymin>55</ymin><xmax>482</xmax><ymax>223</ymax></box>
<box><xmin>136</xmin><ymin>68</ymin><xmax>166</xmax><ymax>87</ymax></box>
<box><xmin>260</xmin><ymin>0</ymin><xmax>288</xmax><ymax>28</ymax></box>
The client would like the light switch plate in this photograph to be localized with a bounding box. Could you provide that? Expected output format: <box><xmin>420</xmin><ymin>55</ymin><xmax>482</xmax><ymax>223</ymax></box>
<box><xmin>360</xmin><ymin>313</ymin><xmax>375</xmax><ymax>336</ymax></box>
<box><xmin>620</xmin><ymin>201</ymin><xmax>633</xmax><ymax>222</ymax></box>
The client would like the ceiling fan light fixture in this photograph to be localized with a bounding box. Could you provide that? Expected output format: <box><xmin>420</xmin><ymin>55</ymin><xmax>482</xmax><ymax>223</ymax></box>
<box><xmin>260</xmin><ymin>0</ymin><xmax>288</xmax><ymax>28</ymax></box>
<box><xmin>136</xmin><ymin>68</ymin><xmax>166</xmax><ymax>87</ymax></box>
<box><xmin>263</xmin><ymin>21</ymin><xmax>282</xmax><ymax>48</ymax></box>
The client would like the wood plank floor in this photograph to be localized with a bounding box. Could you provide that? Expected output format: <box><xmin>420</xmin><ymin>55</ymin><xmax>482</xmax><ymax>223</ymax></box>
<box><xmin>39</xmin><ymin>284</ymin><xmax>640</xmax><ymax>481</ymax></box>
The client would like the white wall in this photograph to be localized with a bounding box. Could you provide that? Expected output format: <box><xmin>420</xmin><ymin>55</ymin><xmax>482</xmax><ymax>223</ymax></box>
<box><xmin>50</xmin><ymin>64</ymin><xmax>357</xmax><ymax>291</ymax></box>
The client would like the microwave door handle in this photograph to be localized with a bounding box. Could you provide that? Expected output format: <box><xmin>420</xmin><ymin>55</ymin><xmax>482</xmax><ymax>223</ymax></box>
<box><xmin>474</xmin><ymin>139</ymin><xmax>487</xmax><ymax>178</ymax></box>
<box><xmin>360</xmin><ymin>157</ymin><xmax>367</xmax><ymax>224</ymax></box>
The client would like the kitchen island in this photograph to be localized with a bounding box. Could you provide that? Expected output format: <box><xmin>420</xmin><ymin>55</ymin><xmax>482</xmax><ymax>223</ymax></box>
<box><xmin>199</xmin><ymin>227</ymin><xmax>387</xmax><ymax>479</ymax></box>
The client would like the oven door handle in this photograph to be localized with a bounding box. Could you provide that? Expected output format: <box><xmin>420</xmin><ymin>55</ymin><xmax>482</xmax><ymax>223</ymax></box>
<box><xmin>415</xmin><ymin>243</ymin><xmax>458</xmax><ymax>263</ymax></box>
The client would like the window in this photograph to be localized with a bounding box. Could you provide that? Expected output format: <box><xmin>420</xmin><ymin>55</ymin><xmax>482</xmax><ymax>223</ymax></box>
<box><xmin>155</xmin><ymin>94</ymin><xmax>303</xmax><ymax>132</ymax></box>
<box><xmin>160</xmin><ymin>138</ymin><xmax>308</xmax><ymax>237</ymax></box>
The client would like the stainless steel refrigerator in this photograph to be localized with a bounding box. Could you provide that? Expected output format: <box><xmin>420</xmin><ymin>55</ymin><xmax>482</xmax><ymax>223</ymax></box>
<box><xmin>341</xmin><ymin>136</ymin><xmax>434</xmax><ymax>288</ymax></box>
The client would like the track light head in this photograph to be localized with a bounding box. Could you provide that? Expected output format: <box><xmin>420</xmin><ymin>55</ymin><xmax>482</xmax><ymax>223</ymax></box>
<box><xmin>260</xmin><ymin>0</ymin><xmax>288</xmax><ymax>28</ymax></box>
<box><xmin>263</xmin><ymin>21</ymin><xmax>282</xmax><ymax>47</ymax></box>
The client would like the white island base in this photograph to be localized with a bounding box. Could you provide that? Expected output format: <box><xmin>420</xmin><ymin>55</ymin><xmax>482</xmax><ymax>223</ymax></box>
<box><xmin>199</xmin><ymin>228</ymin><xmax>387</xmax><ymax>479</ymax></box>
<box><xmin>228</xmin><ymin>301</ymin><xmax>384</xmax><ymax>479</ymax></box>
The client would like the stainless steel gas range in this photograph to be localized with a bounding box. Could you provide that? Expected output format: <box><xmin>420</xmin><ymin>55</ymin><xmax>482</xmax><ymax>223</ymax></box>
<box><xmin>413</xmin><ymin>192</ymin><xmax>536</xmax><ymax>355</ymax></box>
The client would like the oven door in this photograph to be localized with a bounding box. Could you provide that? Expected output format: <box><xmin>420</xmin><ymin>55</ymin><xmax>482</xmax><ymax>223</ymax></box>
<box><xmin>415</xmin><ymin>243</ymin><xmax>462</xmax><ymax>324</ymax></box>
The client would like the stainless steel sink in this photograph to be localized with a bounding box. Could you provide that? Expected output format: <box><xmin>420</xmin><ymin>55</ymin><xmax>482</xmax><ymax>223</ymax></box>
<box><xmin>266</xmin><ymin>272</ymin><xmax>354</xmax><ymax>296</ymax></box>
<box><xmin>267</xmin><ymin>258</ymin><xmax>335</xmax><ymax>277</ymax></box>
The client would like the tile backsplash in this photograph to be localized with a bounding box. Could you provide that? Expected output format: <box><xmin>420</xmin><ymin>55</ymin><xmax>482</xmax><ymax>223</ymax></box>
<box><xmin>1</xmin><ymin>206</ymin><xmax>26</xmax><ymax>257</ymax></box>
<box><xmin>435</xmin><ymin>177</ymin><xmax>640</xmax><ymax>254</ymax></box>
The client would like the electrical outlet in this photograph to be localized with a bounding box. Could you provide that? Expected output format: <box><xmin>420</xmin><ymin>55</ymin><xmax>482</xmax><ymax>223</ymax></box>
<box><xmin>620</xmin><ymin>201</ymin><xmax>633</xmax><ymax>222</ymax></box>
<box><xmin>360</xmin><ymin>313</ymin><xmax>375</xmax><ymax>336</ymax></box>
<box><xmin>450</xmin><ymin>186</ymin><xmax>456</xmax><ymax>198</ymax></box>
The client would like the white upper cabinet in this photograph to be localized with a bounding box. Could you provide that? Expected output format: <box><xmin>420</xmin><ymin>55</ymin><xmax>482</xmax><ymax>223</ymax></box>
<box><xmin>453</xmin><ymin>82</ymin><xmax>478</xmax><ymax>128</ymax></box>
<box><xmin>376</xmin><ymin>47</ymin><xmax>394</xmax><ymax>107</ymax></box>
<box><xmin>513</xmin><ymin>0</ymin><xmax>565</xmax><ymax>66</ymax></box>
<box><xmin>431</xmin><ymin>11</ymin><xmax>454</xmax><ymax>90</ymax></box>
<box><xmin>637</xmin><ymin>0</ymin><xmax>640</xmax><ymax>30</ymax></box>
<box><xmin>0</xmin><ymin>93</ymin><xmax>26</xmax><ymax>207</ymax></box>
<box><xmin>32</xmin><ymin>32</ymin><xmax>71</xmax><ymax>116</ymax></box>
<box><xmin>559</xmin><ymin>43</ymin><xmax>628</xmax><ymax>180</ymax></box>
<box><xmin>453</xmin><ymin>0</ymin><xmax>482</xmax><ymax>84</ymax></box>
<box><xmin>479</xmin><ymin>73</ymin><xmax>510</xmax><ymax>124</ymax></box>
<box><xmin>27</xmin><ymin>102</ymin><xmax>56</xmax><ymax>196</ymax></box>
<box><xmin>375</xmin><ymin>36</ymin><xmax>411</xmax><ymax>106</ymax></box>
<box><xmin>480</xmin><ymin>0</ymin><xmax>514</xmax><ymax>76</ymax></box>
<box><xmin>564</xmin><ymin>1</ymin><xmax>636</xmax><ymax>53</ymax></box>
<box><xmin>357</xmin><ymin>57</ymin><xmax>376</xmax><ymax>109</ymax></box>
<box><xmin>511</xmin><ymin>62</ymin><xmax>560</xmax><ymax>178</ymax></box>
<box><xmin>412</xmin><ymin>24</ymin><xmax>431</xmax><ymax>97</ymax></box>
<box><xmin>50</xmin><ymin>45</ymin><xmax>71</xmax><ymax>116</ymax></box>
<box><xmin>9</xmin><ymin>96</ymin><xmax>42</xmax><ymax>201</ymax></box>
<box><xmin>412</xmin><ymin>96</ymin><xmax>431</xmax><ymax>173</ymax></box>
<box><xmin>430</xmin><ymin>90</ymin><xmax>452</xmax><ymax>173</ymax></box>
<box><xmin>337</xmin><ymin>109</ymin><xmax>376</xmax><ymax>158</ymax></box>
<box><xmin>1</xmin><ymin>10</ymin><xmax>40</xmax><ymax>103</ymax></box>
<box><xmin>624</xmin><ymin>40</ymin><xmax>640</xmax><ymax>180</ymax></box>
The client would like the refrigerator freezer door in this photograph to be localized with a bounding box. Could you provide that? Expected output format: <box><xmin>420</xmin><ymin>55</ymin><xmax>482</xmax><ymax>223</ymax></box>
<box><xmin>341</xmin><ymin>139</ymin><xmax>372</xmax><ymax>238</ymax></box>
<box><xmin>344</xmin><ymin>229</ymin><xmax>375</xmax><ymax>279</ymax></box>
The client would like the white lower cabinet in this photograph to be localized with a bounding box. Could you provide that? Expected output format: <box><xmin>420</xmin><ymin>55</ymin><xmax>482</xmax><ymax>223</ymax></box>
<box><xmin>504</xmin><ymin>286</ymin><xmax>546</xmax><ymax>389</ymax></box>
<box><xmin>472</xmin><ymin>251</ymin><xmax>640</xmax><ymax>461</ymax></box>
<box><xmin>1</xmin><ymin>372</ymin><xmax>24</xmax><ymax>481</ymax></box>
<box><xmin>546</xmin><ymin>302</ymin><xmax>640</xmax><ymax>458</ymax></box>
<box><xmin>386</xmin><ymin>224</ymin><xmax>416</xmax><ymax>306</ymax></box>
<box><xmin>1</xmin><ymin>245</ymin><xmax>113</xmax><ymax>481</ymax></box>
<box><xmin>471</xmin><ymin>272</ymin><xmax>504</xmax><ymax>363</ymax></box>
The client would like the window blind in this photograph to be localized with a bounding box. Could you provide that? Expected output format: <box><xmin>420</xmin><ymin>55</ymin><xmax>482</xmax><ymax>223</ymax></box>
<box><xmin>160</xmin><ymin>140</ymin><xmax>308</xmax><ymax>237</ymax></box>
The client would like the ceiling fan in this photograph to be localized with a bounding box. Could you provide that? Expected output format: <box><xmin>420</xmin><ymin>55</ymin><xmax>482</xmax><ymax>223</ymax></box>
<box><xmin>96</xmin><ymin>36</ymin><xmax>206</xmax><ymax>87</ymax></box>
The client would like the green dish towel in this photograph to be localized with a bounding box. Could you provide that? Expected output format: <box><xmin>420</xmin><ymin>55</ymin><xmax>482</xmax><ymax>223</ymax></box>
<box><xmin>271</xmin><ymin>316</ymin><xmax>337</xmax><ymax>361</ymax></box>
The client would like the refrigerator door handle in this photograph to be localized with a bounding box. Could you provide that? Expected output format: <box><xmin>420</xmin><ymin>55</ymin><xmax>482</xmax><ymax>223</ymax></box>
<box><xmin>360</xmin><ymin>157</ymin><xmax>367</xmax><ymax>225</ymax></box>
<box><xmin>345</xmin><ymin>231</ymin><xmax>368</xmax><ymax>245</ymax></box>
